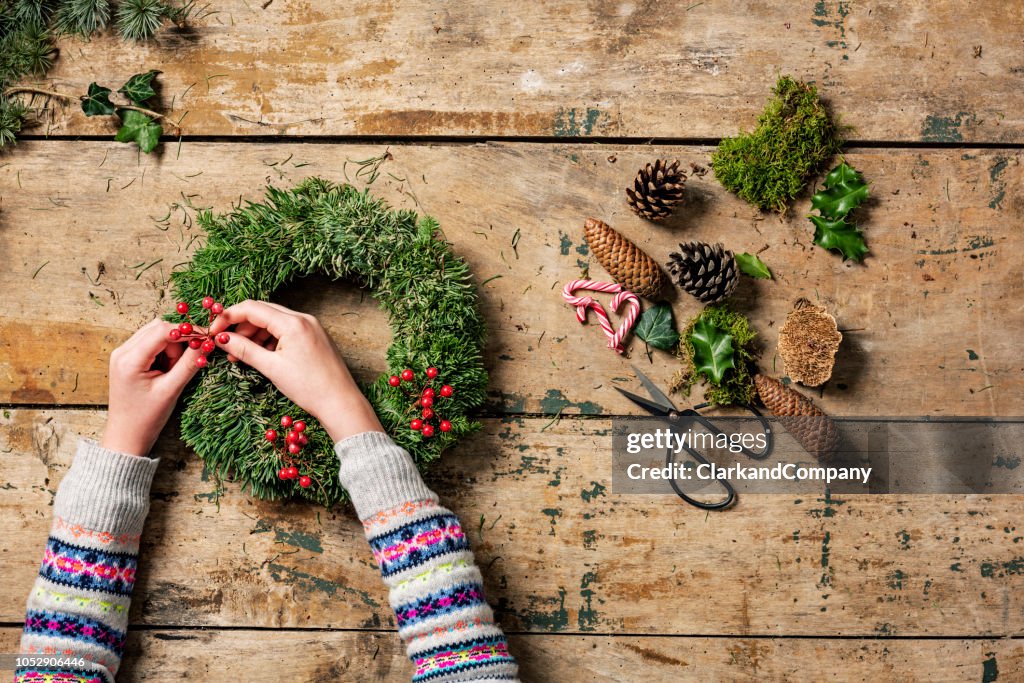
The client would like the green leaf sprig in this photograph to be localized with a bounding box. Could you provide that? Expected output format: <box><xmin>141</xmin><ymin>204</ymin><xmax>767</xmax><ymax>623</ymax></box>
<box><xmin>808</xmin><ymin>162</ymin><xmax>870</xmax><ymax>261</ymax></box>
<box><xmin>81</xmin><ymin>70</ymin><xmax>171</xmax><ymax>153</ymax></box>
<box><xmin>634</xmin><ymin>303</ymin><xmax>680</xmax><ymax>351</ymax></box>
<box><xmin>735</xmin><ymin>252</ymin><xmax>772</xmax><ymax>279</ymax></box>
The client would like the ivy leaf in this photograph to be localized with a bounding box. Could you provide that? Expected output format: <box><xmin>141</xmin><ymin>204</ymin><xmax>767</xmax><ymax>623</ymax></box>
<box><xmin>81</xmin><ymin>83</ymin><xmax>115</xmax><ymax>116</ymax></box>
<box><xmin>689</xmin><ymin>318</ymin><xmax>735</xmax><ymax>384</ymax></box>
<box><xmin>114</xmin><ymin>109</ymin><xmax>163</xmax><ymax>153</ymax></box>
<box><xmin>810</xmin><ymin>215</ymin><xmax>870</xmax><ymax>262</ymax></box>
<box><xmin>635</xmin><ymin>303</ymin><xmax>680</xmax><ymax>351</ymax></box>
<box><xmin>118</xmin><ymin>70</ymin><xmax>161</xmax><ymax>106</ymax></box>
<box><xmin>811</xmin><ymin>162</ymin><xmax>869</xmax><ymax>219</ymax></box>
<box><xmin>735</xmin><ymin>252</ymin><xmax>772</xmax><ymax>279</ymax></box>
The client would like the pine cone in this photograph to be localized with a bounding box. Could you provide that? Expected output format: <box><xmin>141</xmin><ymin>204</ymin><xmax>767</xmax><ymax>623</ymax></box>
<box><xmin>778</xmin><ymin>299</ymin><xmax>842</xmax><ymax>387</ymax></box>
<box><xmin>667</xmin><ymin>241</ymin><xmax>738</xmax><ymax>304</ymax></box>
<box><xmin>754</xmin><ymin>374</ymin><xmax>838</xmax><ymax>459</ymax></box>
<box><xmin>583</xmin><ymin>218</ymin><xmax>665</xmax><ymax>298</ymax></box>
<box><xmin>626</xmin><ymin>159</ymin><xmax>686</xmax><ymax>220</ymax></box>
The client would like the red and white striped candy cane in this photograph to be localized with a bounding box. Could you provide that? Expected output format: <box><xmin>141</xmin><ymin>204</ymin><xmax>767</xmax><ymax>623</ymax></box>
<box><xmin>562</xmin><ymin>280</ymin><xmax>641</xmax><ymax>354</ymax></box>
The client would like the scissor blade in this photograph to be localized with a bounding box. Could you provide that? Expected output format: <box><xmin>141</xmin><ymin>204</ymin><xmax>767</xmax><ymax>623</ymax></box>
<box><xmin>631</xmin><ymin>365</ymin><xmax>677</xmax><ymax>412</ymax></box>
<box><xmin>615</xmin><ymin>387</ymin><xmax>671</xmax><ymax>416</ymax></box>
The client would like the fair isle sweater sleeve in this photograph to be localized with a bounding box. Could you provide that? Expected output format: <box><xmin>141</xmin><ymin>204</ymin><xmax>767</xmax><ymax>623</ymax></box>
<box><xmin>336</xmin><ymin>431</ymin><xmax>519</xmax><ymax>683</ymax></box>
<box><xmin>16</xmin><ymin>439</ymin><xmax>159</xmax><ymax>683</ymax></box>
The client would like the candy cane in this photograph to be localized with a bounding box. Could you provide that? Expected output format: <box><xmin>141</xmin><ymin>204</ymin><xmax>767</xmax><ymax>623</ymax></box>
<box><xmin>562</xmin><ymin>280</ymin><xmax>641</xmax><ymax>354</ymax></box>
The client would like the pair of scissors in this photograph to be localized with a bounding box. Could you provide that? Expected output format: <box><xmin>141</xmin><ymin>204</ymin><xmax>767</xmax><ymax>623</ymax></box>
<box><xmin>615</xmin><ymin>366</ymin><xmax>774</xmax><ymax>510</ymax></box>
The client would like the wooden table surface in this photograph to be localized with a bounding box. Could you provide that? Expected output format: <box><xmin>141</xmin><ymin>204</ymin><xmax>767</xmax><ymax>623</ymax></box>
<box><xmin>1</xmin><ymin>2</ymin><xmax>1022</xmax><ymax>680</ymax></box>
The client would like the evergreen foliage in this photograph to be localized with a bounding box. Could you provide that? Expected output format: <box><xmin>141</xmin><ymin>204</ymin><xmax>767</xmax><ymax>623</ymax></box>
<box><xmin>0</xmin><ymin>0</ymin><xmax>193</xmax><ymax>147</ymax></box>
<box><xmin>170</xmin><ymin>178</ymin><xmax>489</xmax><ymax>508</ymax></box>
<box><xmin>712</xmin><ymin>76</ymin><xmax>842</xmax><ymax>212</ymax></box>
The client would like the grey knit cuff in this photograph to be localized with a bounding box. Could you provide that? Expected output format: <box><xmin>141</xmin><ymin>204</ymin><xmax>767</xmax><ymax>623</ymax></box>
<box><xmin>52</xmin><ymin>439</ymin><xmax>160</xmax><ymax>537</ymax></box>
<box><xmin>334</xmin><ymin>431</ymin><xmax>437</xmax><ymax>521</ymax></box>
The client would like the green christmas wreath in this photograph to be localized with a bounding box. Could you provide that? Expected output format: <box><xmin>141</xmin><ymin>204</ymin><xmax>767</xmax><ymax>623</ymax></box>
<box><xmin>169</xmin><ymin>177</ymin><xmax>488</xmax><ymax>507</ymax></box>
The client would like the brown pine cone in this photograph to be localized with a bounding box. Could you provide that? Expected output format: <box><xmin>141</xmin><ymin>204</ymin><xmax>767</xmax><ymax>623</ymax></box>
<box><xmin>754</xmin><ymin>374</ymin><xmax>838</xmax><ymax>459</ymax></box>
<box><xmin>583</xmin><ymin>218</ymin><xmax>665</xmax><ymax>298</ymax></box>
<box><xmin>626</xmin><ymin>159</ymin><xmax>686</xmax><ymax>220</ymax></box>
<box><xmin>667</xmin><ymin>241</ymin><xmax>738</xmax><ymax>304</ymax></box>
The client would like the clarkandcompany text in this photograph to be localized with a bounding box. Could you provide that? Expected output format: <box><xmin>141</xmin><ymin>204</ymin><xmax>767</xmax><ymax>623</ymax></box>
<box><xmin>626</xmin><ymin>462</ymin><xmax>873</xmax><ymax>486</ymax></box>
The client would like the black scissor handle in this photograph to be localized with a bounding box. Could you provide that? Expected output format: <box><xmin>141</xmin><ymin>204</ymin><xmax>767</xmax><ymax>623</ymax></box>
<box><xmin>665</xmin><ymin>443</ymin><xmax>737</xmax><ymax>510</ymax></box>
<box><xmin>662</xmin><ymin>404</ymin><xmax>775</xmax><ymax>510</ymax></box>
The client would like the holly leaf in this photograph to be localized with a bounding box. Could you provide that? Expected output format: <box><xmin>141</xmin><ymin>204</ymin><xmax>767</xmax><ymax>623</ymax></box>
<box><xmin>810</xmin><ymin>215</ymin><xmax>870</xmax><ymax>262</ymax></box>
<box><xmin>81</xmin><ymin>83</ymin><xmax>115</xmax><ymax>116</ymax></box>
<box><xmin>811</xmin><ymin>162</ymin><xmax>869</xmax><ymax>219</ymax></box>
<box><xmin>735</xmin><ymin>252</ymin><xmax>772</xmax><ymax>279</ymax></box>
<box><xmin>114</xmin><ymin>109</ymin><xmax>163</xmax><ymax>153</ymax></box>
<box><xmin>689</xmin><ymin>318</ymin><xmax>735</xmax><ymax>384</ymax></box>
<box><xmin>635</xmin><ymin>303</ymin><xmax>680</xmax><ymax>351</ymax></box>
<box><xmin>118</xmin><ymin>70</ymin><xmax>161</xmax><ymax>106</ymax></box>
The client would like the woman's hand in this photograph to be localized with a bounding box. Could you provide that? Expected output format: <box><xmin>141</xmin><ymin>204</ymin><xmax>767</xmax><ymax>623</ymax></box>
<box><xmin>208</xmin><ymin>300</ymin><xmax>383</xmax><ymax>442</ymax></box>
<box><xmin>101</xmin><ymin>319</ymin><xmax>203</xmax><ymax>456</ymax></box>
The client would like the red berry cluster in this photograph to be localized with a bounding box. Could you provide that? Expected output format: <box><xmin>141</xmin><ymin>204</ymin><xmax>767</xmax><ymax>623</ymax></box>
<box><xmin>387</xmin><ymin>366</ymin><xmax>455</xmax><ymax>438</ymax></box>
<box><xmin>168</xmin><ymin>297</ymin><xmax>229</xmax><ymax>368</ymax></box>
<box><xmin>267</xmin><ymin>415</ymin><xmax>314</xmax><ymax>488</ymax></box>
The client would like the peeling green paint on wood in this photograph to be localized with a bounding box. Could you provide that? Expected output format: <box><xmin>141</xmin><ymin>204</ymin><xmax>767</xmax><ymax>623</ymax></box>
<box><xmin>979</xmin><ymin>556</ymin><xmax>1024</xmax><ymax>579</ymax></box>
<box><xmin>888</xmin><ymin>569</ymin><xmax>907</xmax><ymax>590</ymax></box>
<box><xmin>553</xmin><ymin>107</ymin><xmax>606</xmax><ymax>136</ymax></box>
<box><xmin>542</xmin><ymin>507</ymin><xmax>561</xmax><ymax>536</ymax></box>
<box><xmin>921</xmin><ymin>112</ymin><xmax>976</xmax><ymax>142</ymax></box>
<box><xmin>251</xmin><ymin>519</ymin><xmax>324</xmax><ymax>553</ymax></box>
<box><xmin>994</xmin><ymin>456</ymin><xmax>1020</xmax><ymax>470</ymax></box>
<box><xmin>507</xmin><ymin>589</ymin><xmax>569</xmax><ymax>631</ymax></box>
<box><xmin>540</xmin><ymin>389</ymin><xmax>602</xmax><ymax>415</ymax></box>
<box><xmin>267</xmin><ymin>563</ymin><xmax>381</xmax><ymax>610</ymax></box>
<box><xmin>578</xmin><ymin>571</ymin><xmax>600</xmax><ymax>631</ymax></box>
<box><xmin>983</xmin><ymin>652</ymin><xmax>1000</xmax><ymax>682</ymax></box>
<box><xmin>581</xmin><ymin>481</ymin><xmax>607</xmax><ymax>502</ymax></box>
<box><xmin>817</xmin><ymin>531</ymin><xmax>833</xmax><ymax>589</ymax></box>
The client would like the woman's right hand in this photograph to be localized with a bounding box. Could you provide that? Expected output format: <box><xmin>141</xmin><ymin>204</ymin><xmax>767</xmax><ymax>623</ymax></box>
<box><xmin>209</xmin><ymin>300</ymin><xmax>383</xmax><ymax>442</ymax></box>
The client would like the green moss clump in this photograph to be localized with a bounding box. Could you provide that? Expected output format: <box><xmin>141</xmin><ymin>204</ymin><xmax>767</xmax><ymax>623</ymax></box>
<box><xmin>712</xmin><ymin>76</ymin><xmax>842</xmax><ymax>213</ymax></box>
<box><xmin>673</xmin><ymin>304</ymin><xmax>758</xmax><ymax>406</ymax></box>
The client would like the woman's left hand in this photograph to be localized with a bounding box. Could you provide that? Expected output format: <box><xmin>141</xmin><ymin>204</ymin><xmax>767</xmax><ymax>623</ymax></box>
<box><xmin>100</xmin><ymin>319</ymin><xmax>202</xmax><ymax>456</ymax></box>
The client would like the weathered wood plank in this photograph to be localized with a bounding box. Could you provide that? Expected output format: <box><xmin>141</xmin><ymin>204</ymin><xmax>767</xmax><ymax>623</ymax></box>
<box><xmin>2</xmin><ymin>409</ymin><xmax>1022</xmax><ymax>636</ymax></box>
<box><xmin>1</xmin><ymin>143</ymin><xmax>1021</xmax><ymax>415</ymax></box>
<box><xmin>1</xmin><ymin>627</ymin><xmax>1020</xmax><ymax>682</ymax></box>
<box><xmin>16</xmin><ymin>1</ymin><xmax>1024</xmax><ymax>142</ymax></box>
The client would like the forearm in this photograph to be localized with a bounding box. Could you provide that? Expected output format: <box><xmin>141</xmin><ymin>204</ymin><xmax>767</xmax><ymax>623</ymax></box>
<box><xmin>17</xmin><ymin>439</ymin><xmax>158</xmax><ymax>683</ymax></box>
<box><xmin>336</xmin><ymin>431</ymin><xmax>519</xmax><ymax>683</ymax></box>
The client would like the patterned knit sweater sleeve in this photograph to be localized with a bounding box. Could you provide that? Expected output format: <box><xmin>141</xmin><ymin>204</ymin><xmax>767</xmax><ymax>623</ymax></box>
<box><xmin>16</xmin><ymin>439</ymin><xmax>159</xmax><ymax>683</ymax></box>
<box><xmin>336</xmin><ymin>431</ymin><xmax>520</xmax><ymax>683</ymax></box>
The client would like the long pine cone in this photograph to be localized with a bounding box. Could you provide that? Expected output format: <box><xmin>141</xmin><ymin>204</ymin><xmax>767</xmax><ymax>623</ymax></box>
<box><xmin>755</xmin><ymin>374</ymin><xmax>838</xmax><ymax>459</ymax></box>
<box><xmin>583</xmin><ymin>218</ymin><xmax>665</xmax><ymax>298</ymax></box>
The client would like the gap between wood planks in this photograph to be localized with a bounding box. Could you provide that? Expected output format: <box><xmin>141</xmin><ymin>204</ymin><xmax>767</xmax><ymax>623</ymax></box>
<box><xmin>0</xmin><ymin>622</ymin><xmax>1020</xmax><ymax>641</ymax></box>
<box><xmin>11</xmin><ymin>134</ymin><xmax>1024</xmax><ymax>150</ymax></box>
